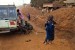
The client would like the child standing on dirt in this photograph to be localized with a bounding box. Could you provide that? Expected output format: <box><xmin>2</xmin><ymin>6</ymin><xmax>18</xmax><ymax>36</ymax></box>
<box><xmin>17</xmin><ymin>9</ymin><xmax>25</xmax><ymax>27</ymax></box>
<box><xmin>44</xmin><ymin>15</ymin><xmax>56</xmax><ymax>44</ymax></box>
<box><xmin>27</xmin><ymin>13</ymin><xmax>30</xmax><ymax>21</ymax></box>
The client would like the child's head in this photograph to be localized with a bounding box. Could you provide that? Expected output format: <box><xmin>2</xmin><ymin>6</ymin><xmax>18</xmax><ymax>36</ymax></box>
<box><xmin>48</xmin><ymin>15</ymin><xmax>53</xmax><ymax>21</ymax></box>
<box><xmin>25</xmin><ymin>21</ymin><xmax>27</xmax><ymax>23</ymax></box>
<box><xmin>17</xmin><ymin>9</ymin><xmax>20</xmax><ymax>12</ymax></box>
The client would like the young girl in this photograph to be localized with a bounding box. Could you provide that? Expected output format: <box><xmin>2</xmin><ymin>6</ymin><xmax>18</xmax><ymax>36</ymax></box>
<box><xmin>44</xmin><ymin>15</ymin><xmax>56</xmax><ymax>44</ymax></box>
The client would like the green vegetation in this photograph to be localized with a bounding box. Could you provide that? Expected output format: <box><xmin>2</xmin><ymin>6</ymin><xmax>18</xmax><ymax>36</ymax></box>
<box><xmin>31</xmin><ymin>0</ymin><xmax>55</xmax><ymax>7</ymax></box>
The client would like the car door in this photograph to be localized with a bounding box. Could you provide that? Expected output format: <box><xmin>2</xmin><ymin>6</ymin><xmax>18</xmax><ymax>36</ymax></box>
<box><xmin>0</xmin><ymin>20</ymin><xmax>9</xmax><ymax>28</ymax></box>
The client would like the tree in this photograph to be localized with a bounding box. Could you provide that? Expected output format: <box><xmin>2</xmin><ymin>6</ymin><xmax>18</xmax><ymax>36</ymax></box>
<box><xmin>31</xmin><ymin>0</ymin><xmax>55</xmax><ymax>7</ymax></box>
<box><xmin>48</xmin><ymin>0</ymin><xmax>55</xmax><ymax>3</ymax></box>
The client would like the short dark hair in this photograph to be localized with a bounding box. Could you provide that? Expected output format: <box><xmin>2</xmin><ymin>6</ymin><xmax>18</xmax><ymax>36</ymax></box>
<box><xmin>17</xmin><ymin>9</ymin><xmax>19</xmax><ymax>12</ymax></box>
<box><xmin>48</xmin><ymin>15</ymin><xmax>53</xmax><ymax>21</ymax></box>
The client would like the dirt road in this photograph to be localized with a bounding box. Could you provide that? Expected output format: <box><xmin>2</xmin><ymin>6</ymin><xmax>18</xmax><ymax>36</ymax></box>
<box><xmin>0</xmin><ymin>19</ymin><xmax>72</xmax><ymax>50</ymax></box>
<box><xmin>0</xmin><ymin>30</ymin><xmax>72</xmax><ymax>50</ymax></box>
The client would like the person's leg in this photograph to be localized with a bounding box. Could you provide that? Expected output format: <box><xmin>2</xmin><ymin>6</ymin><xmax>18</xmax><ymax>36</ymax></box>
<box><xmin>43</xmin><ymin>38</ymin><xmax>47</xmax><ymax>44</ymax></box>
<box><xmin>44</xmin><ymin>30</ymin><xmax>49</xmax><ymax>44</ymax></box>
<box><xmin>21</xmin><ymin>19</ymin><xmax>25</xmax><ymax>27</ymax></box>
<box><xmin>22</xmin><ymin>20</ymin><xmax>25</xmax><ymax>26</ymax></box>
<box><xmin>19</xmin><ymin>20</ymin><xmax>25</xmax><ymax>33</ymax></box>
<box><xmin>44</xmin><ymin>37</ymin><xmax>50</xmax><ymax>44</ymax></box>
<box><xmin>28</xmin><ymin>16</ymin><xmax>30</xmax><ymax>21</ymax></box>
<box><xmin>49</xmin><ymin>41</ymin><xmax>53</xmax><ymax>44</ymax></box>
<box><xmin>48</xmin><ymin>33</ymin><xmax>54</xmax><ymax>44</ymax></box>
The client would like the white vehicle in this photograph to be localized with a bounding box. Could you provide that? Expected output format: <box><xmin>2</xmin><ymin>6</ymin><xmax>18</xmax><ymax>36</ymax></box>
<box><xmin>0</xmin><ymin>5</ymin><xmax>18</xmax><ymax>33</ymax></box>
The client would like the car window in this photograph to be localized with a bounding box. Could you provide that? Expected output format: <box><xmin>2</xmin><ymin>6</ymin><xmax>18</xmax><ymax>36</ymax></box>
<box><xmin>0</xmin><ymin>6</ymin><xmax>17</xmax><ymax>20</ymax></box>
<box><xmin>0</xmin><ymin>8</ymin><xmax>8</xmax><ymax>18</ymax></box>
<box><xmin>8</xmin><ymin>7</ymin><xmax>17</xmax><ymax>17</ymax></box>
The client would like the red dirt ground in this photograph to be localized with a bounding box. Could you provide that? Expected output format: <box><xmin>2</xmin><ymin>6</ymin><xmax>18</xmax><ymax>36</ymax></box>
<box><xmin>0</xmin><ymin>5</ymin><xmax>75</xmax><ymax>50</ymax></box>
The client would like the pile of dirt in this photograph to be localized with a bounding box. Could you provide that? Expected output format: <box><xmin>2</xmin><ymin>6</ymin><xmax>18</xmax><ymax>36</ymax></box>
<box><xmin>40</xmin><ymin>8</ymin><xmax>75</xmax><ymax>50</ymax></box>
<box><xmin>31</xmin><ymin>7</ymin><xmax>75</xmax><ymax>33</ymax></box>
<box><xmin>36</xmin><ymin>8</ymin><xmax>75</xmax><ymax>34</ymax></box>
<box><xmin>21</xmin><ymin>6</ymin><xmax>75</xmax><ymax>34</ymax></box>
<box><xmin>21</xmin><ymin>6</ymin><xmax>42</xmax><ymax>16</ymax></box>
<box><xmin>38</xmin><ymin>8</ymin><xmax>75</xmax><ymax>44</ymax></box>
<box><xmin>21</xmin><ymin>6</ymin><xmax>75</xmax><ymax>33</ymax></box>
<box><xmin>21</xmin><ymin>6</ymin><xmax>45</xmax><ymax>29</ymax></box>
<box><xmin>49</xmin><ymin>8</ymin><xmax>75</xmax><ymax>33</ymax></box>
<box><xmin>50</xmin><ymin>8</ymin><xmax>75</xmax><ymax>50</ymax></box>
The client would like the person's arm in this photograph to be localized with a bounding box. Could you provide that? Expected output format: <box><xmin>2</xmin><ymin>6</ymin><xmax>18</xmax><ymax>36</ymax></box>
<box><xmin>45</xmin><ymin>23</ymin><xmax>46</xmax><ymax>27</ymax></box>
<box><xmin>45</xmin><ymin>22</ymin><xmax>47</xmax><ymax>27</ymax></box>
<box><xmin>45</xmin><ymin>21</ymin><xmax>49</xmax><ymax>28</ymax></box>
<box><xmin>53</xmin><ymin>20</ymin><xmax>56</xmax><ymax>24</ymax></box>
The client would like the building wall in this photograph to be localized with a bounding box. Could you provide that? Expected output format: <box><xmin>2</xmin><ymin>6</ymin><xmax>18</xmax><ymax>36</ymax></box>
<box><xmin>64</xmin><ymin>0</ymin><xmax>75</xmax><ymax>3</ymax></box>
